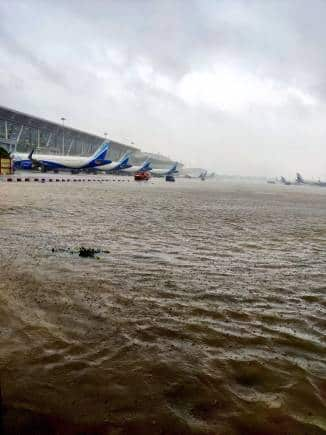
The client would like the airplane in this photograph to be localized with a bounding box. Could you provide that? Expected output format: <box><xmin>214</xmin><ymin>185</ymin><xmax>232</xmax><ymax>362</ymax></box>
<box><xmin>150</xmin><ymin>162</ymin><xmax>178</xmax><ymax>177</ymax></box>
<box><xmin>279</xmin><ymin>173</ymin><xmax>326</xmax><ymax>187</ymax></box>
<box><xmin>295</xmin><ymin>172</ymin><xmax>304</xmax><ymax>184</ymax></box>
<box><xmin>95</xmin><ymin>150</ymin><xmax>133</xmax><ymax>173</ymax></box>
<box><xmin>295</xmin><ymin>172</ymin><xmax>326</xmax><ymax>187</ymax></box>
<box><xmin>12</xmin><ymin>142</ymin><xmax>111</xmax><ymax>173</ymax></box>
<box><xmin>120</xmin><ymin>158</ymin><xmax>152</xmax><ymax>174</ymax></box>
<box><xmin>280</xmin><ymin>176</ymin><xmax>292</xmax><ymax>185</ymax></box>
<box><xmin>181</xmin><ymin>169</ymin><xmax>207</xmax><ymax>179</ymax></box>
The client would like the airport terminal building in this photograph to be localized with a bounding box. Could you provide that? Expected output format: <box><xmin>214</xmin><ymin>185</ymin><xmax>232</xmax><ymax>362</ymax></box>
<box><xmin>0</xmin><ymin>105</ymin><xmax>178</xmax><ymax>168</ymax></box>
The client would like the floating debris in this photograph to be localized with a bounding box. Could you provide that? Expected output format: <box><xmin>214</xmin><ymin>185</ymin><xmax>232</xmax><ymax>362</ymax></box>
<box><xmin>51</xmin><ymin>247</ymin><xmax>110</xmax><ymax>258</ymax></box>
<box><xmin>78</xmin><ymin>247</ymin><xmax>99</xmax><ymax>258</ymax></box>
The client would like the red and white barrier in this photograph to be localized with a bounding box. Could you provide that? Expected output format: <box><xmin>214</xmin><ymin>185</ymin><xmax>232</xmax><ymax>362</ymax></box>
<box><xmin>0</xmin><ymin>175</ymin><xmax>131</xmax><ymax>183</ymax></box>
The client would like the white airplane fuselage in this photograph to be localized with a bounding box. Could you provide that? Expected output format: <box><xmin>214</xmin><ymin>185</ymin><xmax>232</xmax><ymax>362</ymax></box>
<box><xmin>96</xmin><ymin>151</ymin><xmax>133</xmax><ymax>172</ymax></box>
<box><xmin>14</xmin><ymin>153</ymin><xmax>99</xmax><ymax>169</ymax></box>
<box><xmin>12</xmin><ymin>142</ymin><xmax>111</xmax><ymax>171</ymax></box>
<box><xmin>151</xmin><ymin>164</ymin><xmax>178</xmax><ymax>177</ymax></box>
<box><xmin>121</xmin><ymin>165</ymin><xmax>147</xmax><ymax>174</ymax></box>
<box><xmin>97</xmin><ymin>161</ymin><xmax>126</xmax><ymax>172</ymax></box>
<box><xmin>120</xmin><ymin>160</ymin><xmax>151</xmax><ymax>174</ymax></box>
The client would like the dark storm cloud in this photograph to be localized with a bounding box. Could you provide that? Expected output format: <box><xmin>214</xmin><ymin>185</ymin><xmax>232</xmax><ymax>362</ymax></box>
<box><xmin>0</xmin><ymin>0</ymin><xmax>326</xmax><ymax>175</ymax></box>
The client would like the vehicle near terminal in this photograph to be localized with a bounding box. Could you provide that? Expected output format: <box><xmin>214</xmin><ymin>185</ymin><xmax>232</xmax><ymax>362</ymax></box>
<box><xmin>134</xmin><ymin>171</ymin><xmax>151</xmax><ymax>181</ymax></box>
<box><xmin>12</xmin><ymin>142</ymin><xmax>111</xmax><ymax>173</ymax></box>
<box><xmin>165</xmin><ymin>174</ymin><xmax>175</xmax><ymax>182</ymax></box>
<box><xmin>150</xmin><ymin>162</ymin><xmax>178</xmax><ymax>177</ymax></box>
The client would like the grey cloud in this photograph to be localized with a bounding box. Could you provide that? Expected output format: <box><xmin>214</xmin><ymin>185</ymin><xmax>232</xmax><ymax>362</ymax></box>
<box><xmin>0</xmin><ymin>0</ymin><xmax>326</xmax><ymax>176</ymax></box>
<box><xmin>0</xmin><ymin>26</ymin><xmax>69</xmax><ymax>89</ymax></box>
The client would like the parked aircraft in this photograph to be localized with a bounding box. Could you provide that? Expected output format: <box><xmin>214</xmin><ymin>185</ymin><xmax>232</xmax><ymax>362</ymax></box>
<box><xmin>181</xmin><ymin>169</ymin><xmax>207</xmax><ymax>179</ymax></box>
<box><xmin>295</xmin><ymin>172</ymin><xmax>326</xmax><ymax>187</ymax></box>
<box><xmin>280</xmin><ymin>173</ymin><xmax>326</xmax><ymax>187</ymax></box>
<box><xmin>199</xmin><ymin>170</ymin><xmax>207</xmax><ymax>180</ymax></box>
<box><xmin>121</xmin><ymin>159</ymin><xmax>152</xmax><ymax>174</ymax></box>
<box><xmin>12</xmin><ymin>142</ymin><xmax>111</xmax><ymax>172</ymax></box>
<box><xmin>150</xmin><ymin>162</ymin><xmax>178</xmax><ymax>177</ymax></box>
<box><xmin>280</xmin><ymin>176</ymin><xmax>292</xmax><ymax>185</ymax></box>
<box><xmin>96</xmin><ymin>150</ymin><xmax>133</xmax><ymax>173</ymax></box>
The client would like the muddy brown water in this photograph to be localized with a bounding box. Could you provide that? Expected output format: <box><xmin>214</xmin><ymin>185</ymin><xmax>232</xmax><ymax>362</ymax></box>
<box><xmin>0</xmin><ymin>178</ymin><xmax>325</xmax><ymax>434</ymax></box>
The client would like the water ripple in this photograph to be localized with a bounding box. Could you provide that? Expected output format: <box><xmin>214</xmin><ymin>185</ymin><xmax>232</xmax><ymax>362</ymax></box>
<box><xmin>0</xmin><ymin>180</ymin><xmax>325</xmax><ymax>434</ymax></box>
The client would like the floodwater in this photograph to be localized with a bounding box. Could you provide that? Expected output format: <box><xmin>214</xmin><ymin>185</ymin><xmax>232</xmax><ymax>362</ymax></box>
<box><xmin>0</xmin><ymin>178</ymin><xmax>325</xmax><ymax>434</ymax></box>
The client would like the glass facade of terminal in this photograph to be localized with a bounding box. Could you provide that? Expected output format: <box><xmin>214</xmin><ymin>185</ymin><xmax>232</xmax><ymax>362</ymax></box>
<box><xmin>0</xmin><ymin>106</ymin><xmax>177</xmax><ymax>167</ymax></box>
<box><xmin>0</xmin><ymin>117</ymin><xmax>107</xmax><ymax>156</ymax></box>
<box><xmin>0</xmin><ymin>107</ymin><xmax>136</xmax><ymax>161</ymax></box>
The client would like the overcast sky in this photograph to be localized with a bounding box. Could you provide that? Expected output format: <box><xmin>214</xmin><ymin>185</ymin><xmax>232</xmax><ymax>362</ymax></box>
<box><xmin>1</xmin><ymin>0</ymin><xmax>326</xmax><ymax>176</ymax></box>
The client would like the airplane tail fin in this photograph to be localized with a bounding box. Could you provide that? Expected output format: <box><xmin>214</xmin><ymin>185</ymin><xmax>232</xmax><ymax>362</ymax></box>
<box><xmin>139</xmin><ymin>159</ymin><xmax>152</xmax><ymax>172</ymax></box>
<box><xmin>296</xmin><ymin>172</ymin><xmax>304</xmax><ymax>184</ymax></box>
<box><xmin>168</xmin><ymin>162</ymin><xmax>178</xmax><ymax>174</ymax></box>
<box><xmin>90</xmin><ymin>142</ymin><xmax>110</xmax><ymax>162</ymax></box>
<box><xmin>199</xmin><ymin>170</ymin><xmax>207</xmax><ymax>177</ymax></box>
<box><xmin>144</xmin><ymin>161</ymin><xmax>152</xmax><ymax>171</ymax></box>
<box><xmin>280</xmin><ymin>176</ymin><xmax>291</xmax><ymax>185</ymax></box>
<box><xmin>119</xmin><ymin>150</ymin><xmax>133</xmax><ymax>168</ymax></box>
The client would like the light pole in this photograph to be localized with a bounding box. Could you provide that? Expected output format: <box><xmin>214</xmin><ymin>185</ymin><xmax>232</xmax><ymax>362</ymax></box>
<box><xmin>61</xmin><ymin>117</ymin><xmax>66</xmax><ymax>155</ymax></box>
<box><xmin>104</xmin><ymin>132</ymin><xmax>108</xmax><ymax>142</ymax></box>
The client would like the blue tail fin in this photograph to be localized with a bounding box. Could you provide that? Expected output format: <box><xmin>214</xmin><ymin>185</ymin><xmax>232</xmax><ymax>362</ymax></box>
<box><xmin>119</xmin><ymin>150</ymin><xmax>133</xmax><ymax>168</ymax></box>
<box><xmin>90</xmin><ymin>142</ymin><xmax>110</xmax><ymax>162</ymax></box>
<box><xmin>139</xmin><ymin>159</ymin><xmax>152</xmax><ymax>172</ymax></box>
<box><xmin>143</xmin><ymin>161</ymin><xmax>152</xmax><ymax>171</ymax></box>
<box><xmin>167</xmin><ymin>162</ymin><xmax>178</xmax><ymax>174</ymax></box>
<box><xmin>119</xmin><ymin>150</ymin><xmax>133</xmax><ymax>161</ymax></box>
<box><xmin>296</xmin><ymin>172</ymin><xmax>304</xmax><ymax>184</ymax></box>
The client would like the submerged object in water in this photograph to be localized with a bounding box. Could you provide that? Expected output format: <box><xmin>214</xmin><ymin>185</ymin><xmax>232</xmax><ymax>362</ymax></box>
<box><xmin>79</xmin><ymin>247</ymin><xmax>98</xmax><ymax>258</ymax></box>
